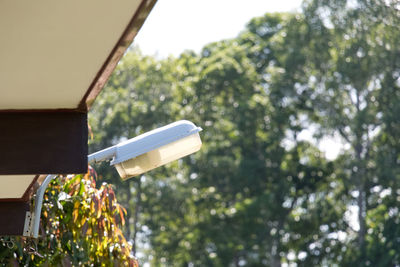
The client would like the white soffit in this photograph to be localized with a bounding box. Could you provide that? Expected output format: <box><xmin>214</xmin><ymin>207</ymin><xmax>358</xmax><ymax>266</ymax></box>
<box><xmin>0</xmin><ymin>175</ymin><xmax>36</xmax><ymax>199</ymax></box>
<box><xmin>0</xmin><ymin>0</ymin><xmax>142</xmax><ymax>110</ymax></box>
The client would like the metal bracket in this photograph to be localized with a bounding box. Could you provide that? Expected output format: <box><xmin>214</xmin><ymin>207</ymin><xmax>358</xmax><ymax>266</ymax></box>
<box><xmin>32</xmin><ymin>174</ymin><xmax>57</xmax><ymax>238</ymax></box>
<box><xmin>23</xmin><ymin>211</ymin><xmax>33</xmax><ymax>237</ymax></box>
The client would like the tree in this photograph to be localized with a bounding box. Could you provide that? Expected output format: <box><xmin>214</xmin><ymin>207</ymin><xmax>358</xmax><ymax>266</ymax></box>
<box><xmin>95</xmin><ymin>28</ymin><xmax>334</xmax><ymax>266</ymax></box>
<box><xmin>297</xmin><ymin>0</ymin><xmax>400</xmax><ymax>264</ymax></box>
<box><xmin>238</xmin><ymin>13</ymin><xmax>347</xmax><ymax>266</ymax></box>
<box><xmin>87</xmin><ymin>2</ymin><xmax>400</xmax><ymax>265</ymax></box>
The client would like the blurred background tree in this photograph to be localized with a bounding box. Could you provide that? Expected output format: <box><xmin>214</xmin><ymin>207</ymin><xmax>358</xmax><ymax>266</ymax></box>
<box><xmin>85</xmin><ymin>0</ymin><xmax>400</xmax><ymax>266</ymax></box>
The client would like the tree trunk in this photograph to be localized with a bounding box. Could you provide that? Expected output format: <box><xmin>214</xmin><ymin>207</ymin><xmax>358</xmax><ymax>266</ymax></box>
<box><xmin>357</xmin><ymin>183</ymin><xmax>366</xmax><ymax>252</ymax></box>
<box><xmin>355</xmin><ymin>147</ymin><xmax>366</xmax><ymax>257</ymax></box>
<box><xmin>271</xmin><ymin>237</ymin><xmax>281</xmax><ymax>267</ymax></box>
<box><xmin>132</xmin><ymin>178</ymin><xmax>142</xmax><ymax>257</ymax></box>
<box><xmin>126</xmin><ymin>180</ymin><xmax>132</xmax><ymax>240</ymax></box>
<box><xmin>354</xmin><ymin>90</ymin><xmax>367</xmax><ymax>257</ymax></box>
<box><xmin>271</xmin><ymin>219</ymin><xmax>283</xmax><ymax>267</ymax></box>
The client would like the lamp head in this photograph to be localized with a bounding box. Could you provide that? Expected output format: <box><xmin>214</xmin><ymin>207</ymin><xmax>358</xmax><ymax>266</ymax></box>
<box><xmin>110</xmin><ymin>120</ymin><xmax>202</xmax><ymax>179</ymax></box>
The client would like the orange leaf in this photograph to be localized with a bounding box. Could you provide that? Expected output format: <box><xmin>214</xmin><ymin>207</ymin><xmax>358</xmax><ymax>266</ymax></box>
<box><xmin>118</xmin><ymin>206</ymin><xmax>125</xmax><ymax>226</ymax></box>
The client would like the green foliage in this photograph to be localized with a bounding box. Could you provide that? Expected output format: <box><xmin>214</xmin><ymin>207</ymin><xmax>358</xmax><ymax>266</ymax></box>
<box><xmin>1</xmin><ymin>1</ymin><xmax>397</xmax><ymax>266</ymax></box>
<box><xmin>0</xmin><ymin>169</ymin><xmax>137</xmax><ymax>267</ymax></box>
<box><xmin>87</xmin><ymin>1</ymin><xmax>400</xmax><ymax>266</ymax></box>
<box><xmin>90</xmin><ymin>34</ymin><xmax>338</xmax><ymax>266</ymax></box>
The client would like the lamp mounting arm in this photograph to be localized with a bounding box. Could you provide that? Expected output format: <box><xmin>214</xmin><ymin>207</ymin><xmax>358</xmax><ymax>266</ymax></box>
<box><xmin>87</xmin><ymin>146</ymin><xmax>117</xmax><ymax>164</ymax></box>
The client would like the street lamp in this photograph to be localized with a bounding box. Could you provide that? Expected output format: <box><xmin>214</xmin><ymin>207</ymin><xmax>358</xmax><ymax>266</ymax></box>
<box><xmin>30</xmin><ymin>120</ymin><xmax>202</xmax><ymax>238</ymax></box>
<box><xmin>89</xmin><ymin>120</ymin><xmax>202</xmax><ymax>179</ymax></box>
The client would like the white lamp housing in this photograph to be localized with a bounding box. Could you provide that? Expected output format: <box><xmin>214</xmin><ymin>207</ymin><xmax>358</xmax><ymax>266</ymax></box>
<box><xmin>89</xmin><ymin>120</ymin><xmax>202</xmax><ymax>179</ymax></box>
<box><xmin>112</xmin><ymin>120</ymin><xmax>202</xmax><ymax>179</ymax></box>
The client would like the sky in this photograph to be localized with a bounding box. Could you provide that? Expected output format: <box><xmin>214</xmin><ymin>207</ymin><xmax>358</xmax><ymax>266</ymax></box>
<box><xmin>134</xmin><ymin>0</ymin><xmax>302</xmax><ymax>57</ymax></box>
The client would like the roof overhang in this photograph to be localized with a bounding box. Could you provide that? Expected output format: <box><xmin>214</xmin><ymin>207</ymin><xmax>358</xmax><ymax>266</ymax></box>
<box><xmin>0</xmin><ymin>0</ymin><xmax>157</xmax><ymax>233</ymax></box>
<box><xmin>0</xmin><ymin>0</ymin><xmax>156</xmax><ymax>112</ymax></box>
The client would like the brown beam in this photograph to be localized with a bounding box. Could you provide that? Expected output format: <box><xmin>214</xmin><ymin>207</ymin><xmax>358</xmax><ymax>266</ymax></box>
<box><xmin>0</xmin><ymin>111</ymin><xmax>88</xmax><ymax>174</ymax></box>
<box><xmin>0</xmin><ymin>201</ymin><xmax>30</xmax><ymax>236</ymax></box>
